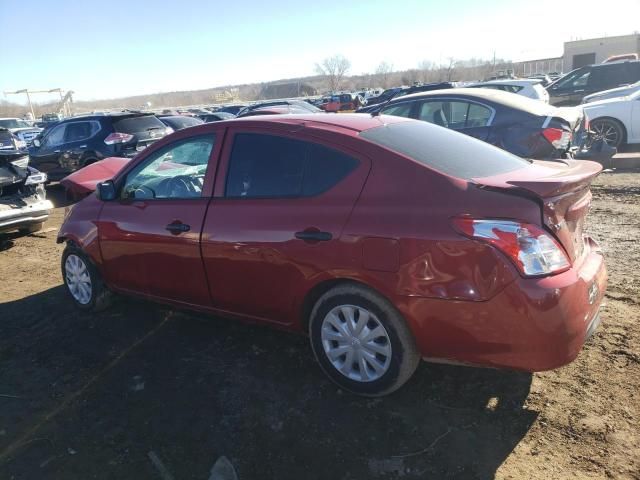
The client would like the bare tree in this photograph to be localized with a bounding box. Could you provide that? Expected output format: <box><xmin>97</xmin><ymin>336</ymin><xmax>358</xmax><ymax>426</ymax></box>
<box><xmin>315</xmin><ymin>55</ymin><xmax>351</xmax><ymax>92</ymax></box>
<box><xmin>444</xmin><ymin>57</ymin><xmax>458</xmax><ymax>81</ymax></box>
<box><xmin>417</xmin><ymin>60</ymin><xmax>435</xmax><ymax>82</ymax></box>
<box><xmin>402</xmin><ymin>69</ymin><xmax>420</xmax><ymax>85</ymax></box>
<box><xmin>375</xmin><ymin>61</ymin><xmax>394</xmax><ymax>88</ymax></box>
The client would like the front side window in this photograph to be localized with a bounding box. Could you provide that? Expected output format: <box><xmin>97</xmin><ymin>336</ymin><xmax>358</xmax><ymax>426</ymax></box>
<box><xmin>122</xmin><ymin>135</ymin><xmax>215</xmax><ymax>200</ymax></box>
<box><xmin>41</xmin><ymin>124</ymin><xmax>66</xmax><ymax>148</ymax></box>
<box><xmin>555</xmin><ymin>69</ymin><xmax>590</xmax><ymax>89</ymax></box>
<box><xmin>225</xmin><ymin>133</ymin><xmax>359</xmax><ymax>198</ymax></box>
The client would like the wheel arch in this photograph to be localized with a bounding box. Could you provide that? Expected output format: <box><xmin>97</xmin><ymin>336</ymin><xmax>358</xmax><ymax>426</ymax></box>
<box><xmin>591</xmin><ymin>116</ymin><xmax>628</xmax><ymax>145</ymax></box>
<box><xmin>299</xmin><ymin>277</ymin><xmax>398</xmax><ymax>333</ymax></box>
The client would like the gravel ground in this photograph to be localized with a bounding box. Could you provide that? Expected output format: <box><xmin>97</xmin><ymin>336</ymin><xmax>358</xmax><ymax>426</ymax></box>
<box><xmin>0</xmin><ymin>174</ymin><xmax>638</xmax><ymax>480</ymax></box>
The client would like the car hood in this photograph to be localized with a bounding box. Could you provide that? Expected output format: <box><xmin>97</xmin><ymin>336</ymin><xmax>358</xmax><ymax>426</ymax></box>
<box><xmin>582</xmin><ymin>96</ymin><xmax>630</xmax><ymax>108</ymax></box>
<box><xmin>60</xmin><ymin>157</ymin><xmax>130</xmax><ymax>196</ymax></box>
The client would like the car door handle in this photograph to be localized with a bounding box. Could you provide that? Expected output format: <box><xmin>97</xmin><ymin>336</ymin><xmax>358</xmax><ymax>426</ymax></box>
<box><xmin>295</xmin><ymin>230</ymin><xmax>332</xmax><ymax>242</ymax></box>
<box><xmin>53</xmin><ymin>150</ymin><xmax>61</xmax><ymax>153</ymax></box>
<box><xmin>166</xmin><ymin>222</ymin><xmax>191</xmax><ymax>234</ymax></box>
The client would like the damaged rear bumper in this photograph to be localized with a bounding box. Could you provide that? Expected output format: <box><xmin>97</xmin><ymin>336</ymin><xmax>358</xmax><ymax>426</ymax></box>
<box><xmin>0</xmin><ymin>197</ymin><xmax>53</xmax><ymax>233</ymax></box>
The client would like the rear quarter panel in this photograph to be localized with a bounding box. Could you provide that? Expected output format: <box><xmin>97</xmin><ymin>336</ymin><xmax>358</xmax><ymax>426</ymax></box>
<box><xmin>342</xmin><ymin>143</ymin><xmax>544</xmax><ymax>303</ymax></box>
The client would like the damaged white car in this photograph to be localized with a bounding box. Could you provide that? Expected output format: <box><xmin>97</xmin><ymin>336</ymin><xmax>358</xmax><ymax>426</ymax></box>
<box><xmin>0</xmin><ymin>128</ymin><xmax>52</xmax><ymax>235</ymax></box>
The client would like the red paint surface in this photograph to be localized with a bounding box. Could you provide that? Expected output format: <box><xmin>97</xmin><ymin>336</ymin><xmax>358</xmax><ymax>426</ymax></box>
<box><xmin>58</xmin><ymin>114</ymin><xmax>607</xmax><ymax>372</ymax></box>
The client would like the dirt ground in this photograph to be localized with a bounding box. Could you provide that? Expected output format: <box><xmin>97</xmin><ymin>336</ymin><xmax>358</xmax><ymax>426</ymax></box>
<box><xmin>0</xmin><ymin>172</ymin><xmax>638</xmax><ymax>480</ymax></box>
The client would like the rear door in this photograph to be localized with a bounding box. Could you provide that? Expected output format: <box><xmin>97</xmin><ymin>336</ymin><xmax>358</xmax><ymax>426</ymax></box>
<box><xmin>98</xmin><ymin>130</ymin><xmax>222</xmax><ymax>305</ymax></box>
<box><xmin>201</xmin><ymin>129</ymin><xmax>370</xmax><ymax>324</ymax></box>
<box><xmin>58</xmin><ymin>120</ymin><xmax>101</xmax><ymax>171</ymax></box>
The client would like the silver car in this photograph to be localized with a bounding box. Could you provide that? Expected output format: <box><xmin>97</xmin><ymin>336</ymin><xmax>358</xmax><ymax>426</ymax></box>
<box><xmin>582</xmin><ymin>80</ymin><xmax>640</xmax><ymax>104</ymax></box>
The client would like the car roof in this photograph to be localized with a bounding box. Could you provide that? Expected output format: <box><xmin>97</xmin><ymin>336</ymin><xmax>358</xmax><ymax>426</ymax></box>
<box><xmin>392</xmin><ymin>88</ymin><xmax>555</xmax><ymax>116</ymax></box>
<box><xmin>473</xmin><ymin>79</ymin><xmax>541</xmax><ymax>86</ymax></box>
<box><xmin>59</xmin><ymin>112</ymin><xmax>154</xmax><ymax>122</ymax></box>
<box><xmin>219</xmin><ymin>113</ymin><xmax>409</xmax><ymax>133</ymax></box>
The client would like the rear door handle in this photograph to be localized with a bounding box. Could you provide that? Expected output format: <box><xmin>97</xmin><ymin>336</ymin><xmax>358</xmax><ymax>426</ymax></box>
<box><xmin>166</xmin><ymin>222</ymin><xmax>191</xmax><ymax>234</ymax></box>
<box><xmin>295</xmin><ymin>230</ymin><xmax>332</xmax><ymax>242</ymax></box>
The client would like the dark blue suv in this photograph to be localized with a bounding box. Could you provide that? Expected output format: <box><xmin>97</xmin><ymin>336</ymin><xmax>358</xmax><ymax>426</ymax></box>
<box><xmin>29</xmin><ymin>112</ymin><xmax>171</xmax><ymax>180</ymax></box>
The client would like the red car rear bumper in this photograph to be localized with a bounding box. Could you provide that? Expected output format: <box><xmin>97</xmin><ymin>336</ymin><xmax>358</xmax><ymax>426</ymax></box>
<box><xmin>401</xmin><ymin>237</ymin><xmax>607</xmax><ymax>371</ymax></box>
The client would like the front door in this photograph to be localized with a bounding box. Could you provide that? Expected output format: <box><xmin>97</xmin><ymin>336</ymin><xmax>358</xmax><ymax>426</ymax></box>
<box><xmin>201</xmin><ymin>130</ymin><xmax>370</xmax><ymax>324</ymax></box>
<box><xmin>98</xmin><ymin>132</ymin><xmax>220</xmax><ymax>306</ymax></box>
<box><xmin>29</xmin><ymin>123</ymin><xmax>66</xmax><ymax>178</ymax></box>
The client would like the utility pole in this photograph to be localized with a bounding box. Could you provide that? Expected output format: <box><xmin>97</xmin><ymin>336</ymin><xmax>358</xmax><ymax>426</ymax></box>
<box><xmin>3</xmin><ymin>88</ymin><xmax>73</xmax><ymax>118</ymax></box>
<box><xmin>3</xmin><ymin>89</ymin><xmax>36</xmax><ymax>119</ymax></box>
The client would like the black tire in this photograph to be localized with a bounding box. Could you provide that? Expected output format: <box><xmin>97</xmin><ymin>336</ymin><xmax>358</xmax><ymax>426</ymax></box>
<box><xmin>591</xmin><ymin>118</ymin><xmax>625</xmax><ymax>148</ymax></box>
<box><xmin>309</xmin><ymin>284</ymin><xmax>420</xmax><ymax>397</ymax></box>
<box><xmin>19</xmin><ymin>223</ymin><xmax>43</xmax><ymax>235</ymax></box>
<box><xmin>61</xmin><ymin>244</ymin><xmax>113</xmax><ymax>312</ymax></box>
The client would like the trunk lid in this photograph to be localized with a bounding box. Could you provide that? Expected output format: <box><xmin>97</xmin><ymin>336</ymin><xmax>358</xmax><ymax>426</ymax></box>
<box><xmin>473</xmin><ymin>159</ymin><xmax>602</xmax><ymax>262</ymax></box>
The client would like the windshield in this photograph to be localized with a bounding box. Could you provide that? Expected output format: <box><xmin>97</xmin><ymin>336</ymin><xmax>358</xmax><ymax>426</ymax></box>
<box><xmin>0</xmin><ymin>119</ymin><xmax>31</xmax><ymax>129</ymax></box>
<box><xmin>360</xmin><ymin>119</ymin><xmax>530</xmax><ymax>180</ymax></box>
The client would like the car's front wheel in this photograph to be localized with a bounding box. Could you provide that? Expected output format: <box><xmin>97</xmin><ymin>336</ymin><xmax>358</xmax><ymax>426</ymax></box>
<box><xmin>61</xmin><ymin>245</ymin><xmax>112</xmax><ymax>311</ymax></box>
<box><xmin>309</xmin><ymin>284</ymin><xmax>420</xmax><ymax>397</ymax></box>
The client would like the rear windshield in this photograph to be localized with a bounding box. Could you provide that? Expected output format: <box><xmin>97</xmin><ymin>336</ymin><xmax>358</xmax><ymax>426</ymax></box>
<box><xmin>113</xmin><ymin>115</ymin><xmax>166</xmax><ymax>134</ymax></box>
<box><xmin>166</xmin><ymin>116</ymin><xmax>203</xmax><ymax>129</ymax></box>
<box><xmin>360</xmin><ymin>120</ymin><xmax>530</xmax><ymax>179</ymax></box>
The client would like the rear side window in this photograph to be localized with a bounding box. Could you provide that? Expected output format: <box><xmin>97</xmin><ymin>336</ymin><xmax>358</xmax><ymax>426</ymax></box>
<box><xmin>64</xmin><ymin>121</ymin><xmax>100</xmax><ymax>142</ymax></box>
<box><xmin>381</xmin><ymin>102</ymin><xmax>413</xmax><ymax>118</ymax></box>
<box><xmin>113</xmin><ymin>115</ymin><xmax>166</xmax><ymax>134</ymax></box>
<box><xmin>360</xmin><ymin>121</ymin><xmax>529</xmax><ymax>180</ymax></box>
<box><xmin>225</xmin><ymin>133</ymin><xmax>359</xmax><ymax>198</ymax></box>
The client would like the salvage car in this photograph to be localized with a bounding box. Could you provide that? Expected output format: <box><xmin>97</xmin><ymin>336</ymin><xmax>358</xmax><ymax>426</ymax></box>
<box><xmin>198</xmin><ymin>112</ymin><xmax>236</xmax><ymax>123</ymax></box>
<box><xmin>0</xmin><ymin>117</ymin><xmax>43</xmax><ymax>145</ymax></box>
<box><xmin>366</xmin><ymin>88</ymin><xmax>612</xmax><ymax>161</ymax></box>
<box><xmin>467</xmin><ymin>79</ymin><xmax>549</xmax><ymax>102</ymax></box>
<box><xmin>158</xmin><ymin>115</ymin><xmax>204</xmax><ymax>130</ymax></box>
<box><xmin>28</xmin><ymin>112</ymin><xmax>172</xmax><ymax>180</ymax></box>
<box><xmin>582</xmin><ymin>89</ymin><xmax>640</xmax><ymax>148</ymax></box>
<box><xmin>582</xmin><ymin>80</ymin><xmax>640</xmax><ymax>104</ymax></box>
<box><xmin>1</xmin><ymin>129</ymin><xmax>52</xmax><ymax>234</ymax></box>
<box><xmin>58</xmin><ymin>114</ymin><xmax>606</xmax><ymax>396</ymax></box>
<box><xmin>547</xmin><ymin>61</ymin><xmax>640</xmax><ymax>106</ymax></box>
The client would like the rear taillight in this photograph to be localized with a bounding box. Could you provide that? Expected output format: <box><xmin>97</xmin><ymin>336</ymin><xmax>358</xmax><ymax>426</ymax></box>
<box><xmin>452</xmin><ymin>218</ymin><xmax>570</xmax><ymax>277</ymax></box>
<box><xmin>104</xmin><ymin>132</ymin><xmax>134</xmax><ymax>145</ymax></box>
<box><xmin>542</xmin><ymin>128</ymin><xmax>572</xmax><ymax>149</ymax></box>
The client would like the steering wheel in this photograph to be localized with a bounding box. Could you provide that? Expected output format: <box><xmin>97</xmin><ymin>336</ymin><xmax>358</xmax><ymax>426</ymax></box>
<box><xmin>164</xmin><ymin>175</ymin><xmax>199</xmax><ymax>197</ymax></box>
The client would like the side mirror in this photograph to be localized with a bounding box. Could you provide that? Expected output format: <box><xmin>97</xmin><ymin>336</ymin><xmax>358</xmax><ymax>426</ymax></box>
<box><xmin>32</xmin><ymin>138</ymin><xmax>41</xmax><ymax>148</ymax></box>
<box><xmin>97</xmin><ymin>180</ymin><xmax>117</xmax><ymax>201</ymax></box>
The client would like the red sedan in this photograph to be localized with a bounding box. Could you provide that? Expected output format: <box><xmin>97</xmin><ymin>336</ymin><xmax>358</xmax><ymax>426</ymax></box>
<box><xmin>58</xmin><ymin>114</ymin><xmax>607</xmax><ymax>396</ymax></box>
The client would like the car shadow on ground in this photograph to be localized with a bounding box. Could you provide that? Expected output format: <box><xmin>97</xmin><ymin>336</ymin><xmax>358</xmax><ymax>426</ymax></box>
<box><xmin>0</xmin><ymin>287</ymin><xmax>536</xmax><ymax>480</ymax></box>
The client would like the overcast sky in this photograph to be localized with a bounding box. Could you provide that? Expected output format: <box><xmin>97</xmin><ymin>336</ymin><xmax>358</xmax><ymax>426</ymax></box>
<box><xmin>2</xmin><ymin>0</ymin><xmax>639</xmax><ymax>102</ymax></box>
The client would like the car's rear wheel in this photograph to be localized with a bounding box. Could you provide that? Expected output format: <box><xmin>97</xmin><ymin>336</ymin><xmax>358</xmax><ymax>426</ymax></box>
<box><xmin>61</xmin><ymin>245</ymin><xmax>112</xmax><ymax>311</ymax></box>
<box><xmin>591</xmin><ymin>118</ymin><xmax>625</xmax><ymax>148</ymax></box>
<box><xmin>309</xmin><ymin>284</ymin><xmax>420</xmax><ymax>396</ymax></box>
